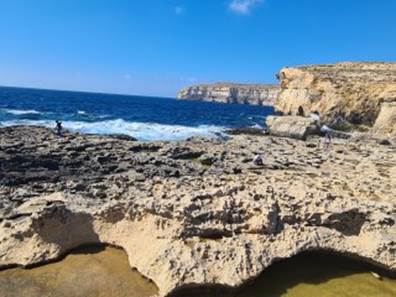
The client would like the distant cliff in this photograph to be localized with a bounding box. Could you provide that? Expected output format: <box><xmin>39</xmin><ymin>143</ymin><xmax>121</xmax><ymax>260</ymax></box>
<box><xmin>177</xmin><ymin>83</ymin><xmax>280</xmax><ymax>106</ymax></box>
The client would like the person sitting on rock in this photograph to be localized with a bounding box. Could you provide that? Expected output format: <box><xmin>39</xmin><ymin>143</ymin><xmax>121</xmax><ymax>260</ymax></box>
<box><xmin>55</xmin><ymin>120</ymin><xmax>63</xmax><ymax>136</ymax></box>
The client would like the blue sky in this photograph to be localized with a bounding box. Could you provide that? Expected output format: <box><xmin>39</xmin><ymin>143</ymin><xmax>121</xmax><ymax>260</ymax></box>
<box><xmin>0</xmin><ymin>0</ymin><xmax>395</xmax><ymax>97</ymax></box>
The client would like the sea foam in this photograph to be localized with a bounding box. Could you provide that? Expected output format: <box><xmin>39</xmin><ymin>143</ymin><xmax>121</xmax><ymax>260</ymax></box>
<box><xmin>1</xmin><ymin>108</ymin><xmax>42</xmax><ymax>115</ymax></box>
<box><xmin>0</xmin><ymin>119</ymin><xmax>226</xmax><ymax>141</ymax></box>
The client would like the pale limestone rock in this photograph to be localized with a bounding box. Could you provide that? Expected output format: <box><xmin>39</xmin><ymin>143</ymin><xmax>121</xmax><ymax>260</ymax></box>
<box><xmin>0</xmin><ymin>126</ymin><xmax>395</xmax><ymax>296</ymax></box>
<box><xmin>177</xmin><ymin>83</ymin><xmax>280</xmax><ymax>106</ymax></box>
<box><xmin>373</xmin><ymin>102</ymin><xmax>396</xmax><ymax>137</ymax></box>
<box><xmin>275</xmin><ymin>62</ymin><xmax>396</xmax><ymax>130</ymax></box>
<box><xmin>266</xmin><ymin>115</ymin><xmax>319</xmax><ymax>140</ymax></box>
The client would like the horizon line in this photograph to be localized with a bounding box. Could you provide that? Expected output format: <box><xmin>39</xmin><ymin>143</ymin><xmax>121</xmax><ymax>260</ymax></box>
<box><xmin>0</xmin><ymin>84</ymin><xmax>177</xmax><ymax>100</ymax></box>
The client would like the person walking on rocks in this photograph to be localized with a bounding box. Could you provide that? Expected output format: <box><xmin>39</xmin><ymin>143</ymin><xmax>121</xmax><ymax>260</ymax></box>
<box><xmin>55</xmin><ymin>120</ymin><xmax>63</xmax><ymax>136</ymax></box>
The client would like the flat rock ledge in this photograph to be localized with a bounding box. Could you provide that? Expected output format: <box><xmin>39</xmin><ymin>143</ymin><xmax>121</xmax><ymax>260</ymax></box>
<box><xmin>1</xmin><ymin>126</ymin><xmax>395</xmax><ymax>296</ymax></box>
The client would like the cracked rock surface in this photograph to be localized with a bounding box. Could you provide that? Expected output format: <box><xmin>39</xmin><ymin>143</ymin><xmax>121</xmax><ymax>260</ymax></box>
<box><xmin>0</xmin><ymin>126</ymin><xmax>395</xmax><ymax>296</ymax></box>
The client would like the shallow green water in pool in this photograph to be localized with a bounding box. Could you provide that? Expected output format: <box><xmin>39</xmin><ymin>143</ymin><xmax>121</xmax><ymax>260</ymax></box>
<box><xmin>172</xmin><ymin>253</ymin><xmax>396</xmax><ymax>297</ymax></box>
<box><xmin>0</xmin><ymin>248</ymin><xmax>395</xmax><ymax>297</ymax></box>
<box><xmin>0</xmin><ymin>246</ymin><xmax>158</xmax><ymax>297</ymax></box>
<box><xmin>236</xmin><ymin>253</ymin><xmax>396</xmax><ymax>297</ymax></box>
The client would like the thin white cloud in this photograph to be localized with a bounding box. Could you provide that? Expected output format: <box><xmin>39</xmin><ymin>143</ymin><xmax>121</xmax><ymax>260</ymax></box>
<box><xmin>174</xmin><ymin>6</ymin><xmax>185</xmax><ymax>15</ymax></box>
<box><xmin>229</xmin><ymin>0</ymin><xmax>262</xmax><ymax>15</ymax></box>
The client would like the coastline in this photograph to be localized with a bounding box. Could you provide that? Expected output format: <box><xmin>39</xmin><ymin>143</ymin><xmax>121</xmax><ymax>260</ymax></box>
<box><xmin>177</xmin><ymin>83</ymin><xmax>280</xmax><ymax>106</ymax></box>
<box><xmin>0</xmin><ymin>86</ymin><xmax>274</xmax><ymax>142</ymax></box>
<box><xmin>1</xmin><ymin>125</ymin><xmax>395</xmax><ymax>296</ymax></box>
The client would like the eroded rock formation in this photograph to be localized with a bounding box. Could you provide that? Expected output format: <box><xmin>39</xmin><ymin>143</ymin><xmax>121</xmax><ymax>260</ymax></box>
<box><xmin>275</xmin><ymin>62</ymin><xmax>396</xmax><ymax>131</ymax></box>
<box><xmin>177</xmin><ymin>83</ymin><xmax>280</xmax><ymax>106</ymax></box>
<box><xmin>373</xmin><ymin>102</ymin><xmax>396</xmax><ymax>138</ymax></box>
<box><xmin>0</xmin><ymin>126</ymin><xmax>395</xmax><ymax>296</ymax></box>
<box><xmin>266</xmin><ymin>115</ymin><xmax>320</xmax><ymax>140</ymax></box>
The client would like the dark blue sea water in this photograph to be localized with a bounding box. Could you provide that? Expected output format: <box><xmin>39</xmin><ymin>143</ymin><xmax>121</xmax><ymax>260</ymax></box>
<box><xmin>0</xmin><ymin>86</ymin><xmax>274</xmax><ymax>141</ymax></box>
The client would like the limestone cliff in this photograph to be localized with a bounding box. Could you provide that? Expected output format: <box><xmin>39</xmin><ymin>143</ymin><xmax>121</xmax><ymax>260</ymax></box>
<box><xmin>275</xmin><ymin>62</ymin><xmax>396</xmax><ymax>131</ymax></box>
<box><xmin>177</xmin><ymin>83</ymin><xmax>280</xmax><ymax>106</ymax></box>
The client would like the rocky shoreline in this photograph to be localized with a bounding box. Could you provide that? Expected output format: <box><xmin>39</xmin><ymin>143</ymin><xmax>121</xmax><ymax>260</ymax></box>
<box><xmin>0</xmin><ymin>125</ymin><xmax>395</xmax><ymax>296</ymax></box>
<box><xmin>177</xmin><ymin>83</ymin><xmax>280</xmax><ymax>106</ymax></box>
<box><xmin>178</xmin><ymin>62</ymin><xmax>396</xmax><ymax>139</ymax></box>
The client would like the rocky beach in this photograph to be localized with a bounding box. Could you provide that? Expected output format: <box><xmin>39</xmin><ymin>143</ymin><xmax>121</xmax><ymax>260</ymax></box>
<box><xmin>0</xmin><ymin>122</ymin><xmax>395</xmax><ymax>296</ymax></box>
<box><xmin>0</xmin><ymin>62</ymin><xmax>396</xmax><ymax>297</ymax></box>
<box><xmin>2</xmin><ymin>0</ymin><xmax>396</xmax><ymax>295</ymax></box>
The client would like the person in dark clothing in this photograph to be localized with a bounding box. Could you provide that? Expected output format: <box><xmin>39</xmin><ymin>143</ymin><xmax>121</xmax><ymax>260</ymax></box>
<box><xmin>55</xmin><ymin>120</ymin><xmax>63</xmax><ymax>136</ymax></box>
<box><xmin>297</xmin><ymin>106</ymin><xmax>305</xmax><ymax>117</ymax></box>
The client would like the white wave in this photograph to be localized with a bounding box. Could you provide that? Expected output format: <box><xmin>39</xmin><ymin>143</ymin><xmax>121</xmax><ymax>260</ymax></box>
<box><xmin>251</xmin><ymin>123</ymin><xmax>264</xmax><ymax>129</ymax></box>
<box><xmin>1</xmin><ymin>108</ymin><xmax>42</xmax><ymax>115</ymax></box>
<box><xmin>0</xmin><ymin>119</ymin><xmax>226</xmax><ymax>141</ymax></box>
<box><xmin>77</xmin><ymin>110</ymin><xmax>87</xmax><ymax>115</ymax></box>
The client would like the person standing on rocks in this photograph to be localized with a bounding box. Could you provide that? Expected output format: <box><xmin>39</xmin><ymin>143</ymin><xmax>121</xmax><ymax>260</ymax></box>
<box><xmin>297</xmin><ymin>106</ymin><xmax>305</xmax><ymax>117</ymax></box>
<box><xmin>311</xmin><ymin>111</ymin><xmax>331</xmax><ymax>148</ymax></box>
<box><xmin>321</xmin><ymin>124</ymin><xmax>332</xmax><ymax>149</ymax></box>
<box><xmin>310</xmin><ymin>111</ymin><xmax>321</xmax><ymax>129</ymax></box>
<box><xmin>55</xmin><ymin>120</ymin><xmax>63</xmax><ymax>136</ymax></box>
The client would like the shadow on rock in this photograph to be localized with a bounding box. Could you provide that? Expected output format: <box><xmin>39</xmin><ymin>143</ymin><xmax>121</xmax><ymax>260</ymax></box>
<box><xmin>30</xmin><ymin>204</ymin><xmax>100</xmax><ymax>250</ymax></box>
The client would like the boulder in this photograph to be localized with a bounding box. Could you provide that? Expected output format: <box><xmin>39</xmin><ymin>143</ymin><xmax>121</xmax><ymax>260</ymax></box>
<box><xmin>266</xmin><ymin>115</ymin><xmax>319</xmax><ymax>140</ymax></box>
<box><xmin>373</xmin><ymin>102</ymin><xmax>396</xmax><ymax>137</ymax></box>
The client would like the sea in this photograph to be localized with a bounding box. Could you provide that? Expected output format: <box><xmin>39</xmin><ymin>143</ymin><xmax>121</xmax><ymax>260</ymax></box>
<box><xmin>0</xmin><ymin>86</ymin><xmax>274</xmax><ymax>141</ymax></box>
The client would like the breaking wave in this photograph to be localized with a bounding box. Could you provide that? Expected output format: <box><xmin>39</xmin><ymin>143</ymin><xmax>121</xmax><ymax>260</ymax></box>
<box><xmin>0</xmin><ymin>119</ymin><xmax>226</xmax><ymax>141</ymax></box>
<box><xmin>1</xmin><ymin>108</ymin><xmax>42</xmax><ymax>115</ymax></box>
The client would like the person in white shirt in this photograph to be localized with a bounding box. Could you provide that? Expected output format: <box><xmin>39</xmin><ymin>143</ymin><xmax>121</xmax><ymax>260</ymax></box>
<box><xmin>310</xmin><ymin>111</ymin><xmax>321</xmax><ymax>127</ymax></box>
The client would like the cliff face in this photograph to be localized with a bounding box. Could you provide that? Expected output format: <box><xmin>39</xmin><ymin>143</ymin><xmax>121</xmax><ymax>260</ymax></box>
<box><xmin>275</xmin><ymin>62</ymin><xmax>396</xmax><ymax>131</ymax></box>
<box><xmin>177</xmin><ymin>83</ymin><xmax>280</xmax><ymax>106</ymax></box>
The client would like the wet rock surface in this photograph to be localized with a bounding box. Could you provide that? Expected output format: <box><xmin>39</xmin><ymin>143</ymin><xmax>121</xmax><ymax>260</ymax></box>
<box><xmin>0</xmin><ymin>126</ymin><xmax>395</xmax><ymax>296</ymax></box>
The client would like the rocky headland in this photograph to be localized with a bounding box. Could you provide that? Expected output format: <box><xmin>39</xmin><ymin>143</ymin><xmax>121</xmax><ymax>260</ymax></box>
<box><xmin>0</xmin><ymin>126</ymin><xmax>395</xmax><ymax>296</ymax></box>
<box><xmin>275</xmin><ymin>62</ymin><xmax>396</xmax><ymax>135</ymax></box>
<box><xmin>177</xmin><ymin>83</ymin><xmax>280</xmax><ymax>106</ymax></box>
